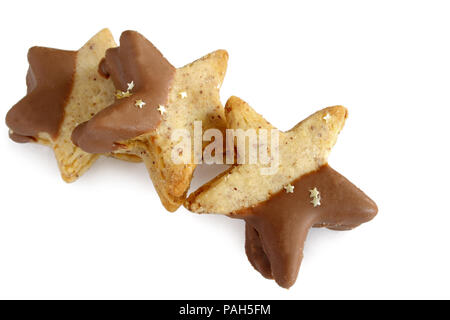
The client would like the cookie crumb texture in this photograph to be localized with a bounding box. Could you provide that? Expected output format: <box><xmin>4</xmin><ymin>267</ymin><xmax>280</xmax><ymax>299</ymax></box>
<box><xmin>54</xmin><ymin>29</ymin><xmax>117</xmax><ymax>182</ymax></box>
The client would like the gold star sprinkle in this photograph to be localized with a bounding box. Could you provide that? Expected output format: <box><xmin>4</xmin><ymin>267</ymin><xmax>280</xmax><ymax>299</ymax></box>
<box><xmin>284</xmin><ymin>184</ymin><xmax>295</xmax><ymax>193</ymax></box>
<box><xmin>115</xmin><ymin>90</ymin><xmax>132</xmax><ymax>99</ymax></box>
<box><xmin>323</xmin><ymin>113</ymin><xmax>331</xmax><ymax>122</ymax></box>
<box><xmin>309</xmin><ymin>187</ymin><xmax>321</xmax><ymax>207</ymax></box>
<box><xmin>157</xmin><ymin>105</ymin><xmax>167</xmax><ymax>115</ymax></box>
<box><xmin>135</xmin><ymin>99</ymin><xmax>146</xmax><ymax>109</ymax></box>
<box><xmin>115</xmin><ymin>90</ymin><xmax>124</xmax><ymax>99</ymax></box>
<box><xmin>115</xmin><ymin>81</ymin><xmax>135</xmax><ymax>99</ymax></box>
<box><xmin>179</xmin><ymin>91</ymin><xmax>188</xmax><ymax>99</ymax></box>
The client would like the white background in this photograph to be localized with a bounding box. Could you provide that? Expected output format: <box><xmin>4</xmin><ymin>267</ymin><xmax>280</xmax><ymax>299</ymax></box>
<box><xmin>1</xmin><ymin>0</ymin><xmax>449</xmax><ymax>299</ymax></box>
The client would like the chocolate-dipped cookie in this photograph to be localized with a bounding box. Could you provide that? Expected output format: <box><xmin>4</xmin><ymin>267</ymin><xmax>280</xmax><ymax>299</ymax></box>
<box><xmin>5</xmin><ymin>29</ymin><xmax>139</xmax><ymax>182</ymax></box>
<box><xmin>185</xmin><ymin>96</ymin><xmax>377</xmax><ymax>288</ymax></box>
<box><xmin>72</xmin><ymin>31</ymin><xmax>228</xmax><ymax>211</ymax></box>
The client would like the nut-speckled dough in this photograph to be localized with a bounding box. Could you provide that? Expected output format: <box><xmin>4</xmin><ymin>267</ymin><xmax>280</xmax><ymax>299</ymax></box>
<box><xmin>185</xmin><ymin>96</ymin><xmax>347</xmax><ymax>213</ymax></box>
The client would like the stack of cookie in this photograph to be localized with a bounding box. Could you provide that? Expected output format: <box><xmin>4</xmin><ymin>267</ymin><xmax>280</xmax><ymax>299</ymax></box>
<box><xmin>5</xmin><ymin>29</ymin><xmax>377</xmax><ymax>288</ymax></box>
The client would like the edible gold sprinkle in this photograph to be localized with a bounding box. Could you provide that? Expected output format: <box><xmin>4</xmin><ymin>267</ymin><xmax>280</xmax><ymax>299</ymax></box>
<box><xmin>179</xmin><ymin>91</ymin><xmax>188</xmax><ymax>99</ymax></box>
<box><xmin>115</xmin><ymin>90</ymin><xmax>124</xmax><ymax>99</ymax></box>
<box><xmin>135</xmin><ymin>99</ymin><xmax>146</xmax><ymax>109</ymax></box>
<box><xmin>157</xmin><ymin>105</ymin><xmax>167</xmax><ymax>115</ymax></box>
<box><xmin>116</xmin><ymin>82</ymin><xmax>135</xmax><ymax>99</ymax></box>
<box><xmin>116</xmin><ymin>90</ymin><xmax>132</xmax><ymax>99</ymax></box>
<box><xmin>309</xmin><ymin>187</ymin><xmax>321</xmax><ymax>207</ymax></box>
<box><xmin>284</xmin><ymin>184</ymin><xmax>295</xmax><ymax>193</ymax></box>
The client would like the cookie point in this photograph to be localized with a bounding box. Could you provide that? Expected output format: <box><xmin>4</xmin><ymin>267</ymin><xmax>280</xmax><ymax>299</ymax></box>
<box><xmin>94</xmin><ymin>28</ymin><xmax>113</xmax><ymax>39</ymax></box>
<box><xmin>225</xmin><ymin>96</ymin><xmax>244</xmax><ymax>110</ymax></box>
<box><xmin>217</xmin><ymin>49</ymin><xmax>229</xmax><ymax>61</ymax></box>
<box><xmin>331</xmin><ymin>105</ymin><xmax>348</xmax><ymax>118</ymax></box>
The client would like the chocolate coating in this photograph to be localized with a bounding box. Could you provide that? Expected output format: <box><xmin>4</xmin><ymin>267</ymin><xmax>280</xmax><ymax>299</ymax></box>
<box><xmin>72</xmin><ymin>31</ymin><xmax>176</xmax><ymax>153</ymax></box>
<box><xmin>232</xmin><ymin>164</ymin><xmax>378</xmax><ymax>288</ymax></box>
<box><xmin>245</xmin><ymin>224</ymin><xmax>273</xmax><ymax>280</ymax></box>
<box><xmin>6</xmin><ymin>47</ymin><xmax>76</xmax><ymax>141</ymax></box>
<box><xmin>97</xmin><ymin>58</ymin><xmax>109</xmax><ymax>79</ymax></box>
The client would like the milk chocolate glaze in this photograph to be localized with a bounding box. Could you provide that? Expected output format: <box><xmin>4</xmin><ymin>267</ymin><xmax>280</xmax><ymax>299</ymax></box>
<box><xmin>72</xmin><ymin>31</ymin><xmax>176</xmax><ymax>153</ymax></box>
<box><xmin>232</xmin><ymin>164</ymin><xmax>378</xmax><ymax>288</ymax></box>
<box><xmin>98</xmin><ymin>58</ymin><xmax>109</xmax><ymax>79</ymax></box>
<box><xmin>6</xmin><ymin>47</ymin><xmax>76</xmax><ymax>142</ymax></box>
<box><xmin>245</xmin><ymin>224</ymin><xmax>273</xmax><ymax>280</ymax></box>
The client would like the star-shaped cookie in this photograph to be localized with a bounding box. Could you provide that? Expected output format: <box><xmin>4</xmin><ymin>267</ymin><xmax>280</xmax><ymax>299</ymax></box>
<box><xmin>72</xmin><ymin>31</ymin><xmax>228</xmax><ymax>211</ymax></box>
<box><xmin>5</xmin><ymin>29</ymin><xmax>139</xmax><ymax>182</ymax></box>
<box><xmin>185</xmin><ymin>96</ymin><xmax>378</xmax><ymax>288</ymax></box>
